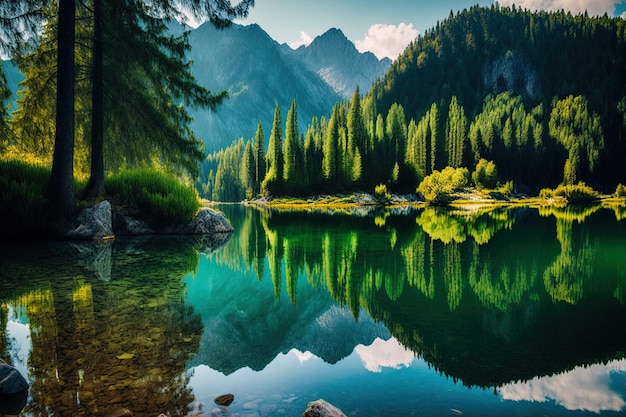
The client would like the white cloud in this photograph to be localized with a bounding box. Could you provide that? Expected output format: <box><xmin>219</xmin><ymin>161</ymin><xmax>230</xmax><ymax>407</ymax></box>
<box><xmin>354</xmin><ymin>337</ymin><xmax>414</xmax><ymax>373</ymax></box>
<box><xmin>355</xmin><ymin>23</ymin><xmax>418</xmax><ymax>61</ymax></box>
<box><xmin>289</xmin><ymin>31</ymin><xmax>313</xmax><ymax>49</ymax></box>
<box><xmin>497</xmin><ymin>0</ymin><xmax>620</xmax><ymax>16</ymax></box>
<box><xmin>499</xmin><ymin>359</ymin><xmax>626</xmax><ymax>413</ymax></box>
<box><xmin>621</xmin><ymin>11</ymin><xmax>626</xmax><ymax>19</ymax></box>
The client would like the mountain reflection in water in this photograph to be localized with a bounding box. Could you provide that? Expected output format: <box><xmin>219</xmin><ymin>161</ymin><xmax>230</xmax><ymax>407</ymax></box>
<box><xmin>1</xmin><ymin>204</ymin><xmax>626</xmax><ymax>416</ymax></box>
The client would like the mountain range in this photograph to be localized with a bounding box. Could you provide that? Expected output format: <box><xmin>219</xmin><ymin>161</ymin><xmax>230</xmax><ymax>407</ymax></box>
<box><xmin>186</xmin><ymin>23</ymin><xmax>391</xmax><ymax>153</ymax></box>
<box><xmin>2</xmin><ymin>22</ymin><xmax>390</xmax><ymax>155</ymax></box>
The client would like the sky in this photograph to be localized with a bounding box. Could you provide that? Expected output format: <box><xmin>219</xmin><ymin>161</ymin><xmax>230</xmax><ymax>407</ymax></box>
<box><xmin>234</xmin><ymin>0</ymin><xmax>626</xmax><ymax>60</ymax></box>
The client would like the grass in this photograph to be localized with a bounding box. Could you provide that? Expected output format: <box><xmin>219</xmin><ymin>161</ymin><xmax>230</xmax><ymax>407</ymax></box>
<box><xmin>0</xmin><ymin>161</ymin><xmax>201</xmax><ymax>240</ymax></box>
<box><xmin>0</xmin><ymin>159</ymin><xmax>52</xmax><ymax>239</ymax></box>
<box><xmin>105</xmin><ymin>169</ymin><xmax>200</xmax><ymax>228</ymax></box>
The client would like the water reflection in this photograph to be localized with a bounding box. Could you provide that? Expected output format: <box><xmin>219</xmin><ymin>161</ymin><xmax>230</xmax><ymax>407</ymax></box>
<box><xmin>499</xmin><ymin>359</ymin><xmax>626</xmax><ymax>413</ymax></box>
<box><xmin>1</xmin><ymin>205</ymin><xmax>626</xmax><ymax>416</ymax></box>
<box><xmin>1</xmin><ymin>236</ymin><xmax>229</xmax><ymax>417</ymax></box>
<box><xmin>211</xmin><ymin>204</ymin><xmax>626</xmax><ymax>389</ymax></box>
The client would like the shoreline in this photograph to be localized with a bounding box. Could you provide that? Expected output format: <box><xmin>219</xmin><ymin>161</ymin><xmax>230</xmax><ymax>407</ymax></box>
<box><xmin>216</xmin><ymin>191</ymin><xmax>626</xmax><ymax>212</ymax></box>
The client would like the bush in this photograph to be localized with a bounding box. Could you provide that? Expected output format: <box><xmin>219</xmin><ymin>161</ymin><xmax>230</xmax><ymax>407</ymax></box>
<box><xmin>374</xmin><ymin>183</ymin><xmax>391</xmax><ymax>202</ymax></box>
<box><xmin>616</xmin><ymin>184</ymin><xmax>626</xmax><ymax>198</ymax></box>
<box><xmin>472</xmin><ymin>158</ymin><xmax>498</xmax><ymax>190</ymax></box>
<box><xmin>540</xmin><ymin>182</ymin><xmax>599</xmax><ymax>204</ymax></box>
<box><xmin>0</xmin><ymin>159</ymin><xmax>52</xmax><ymax>239</ymax></box>
<box><xmin>417</xmin><ymin>166</ymin><xmax>469</xmax><ymax>204</ymax></box>
<box><xmin>105</xmin><ymin>170</ymin><xmax>200</xmax><ymax>228</ymax></box>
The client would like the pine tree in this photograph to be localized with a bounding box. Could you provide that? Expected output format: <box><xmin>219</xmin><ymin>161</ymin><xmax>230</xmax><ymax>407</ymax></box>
<box><xmin>241</xmin><ymin>140</ymin><xmax>255</xmax><ymax>198</ymax></box>
<box><xmin>323</xmin><ymin>105</ymin><xmax>341</xmax><ymax>185</ymax></box>
<box><xmin>428</xmin><ymin>103</ymin><xmax>440</xmax><ymax>173</ymax></box>
<box><xmin>445</xmin><ymin>96</ymin><xmax>467</xmax><ymax>168</ymax></box>
<box><xmin>283</xmin><ymin>99</ymin><xmax>301</xmax><ymax>186</ymax></box>
<box><xmin>262</xmin><ymin>103</ymin><xmax>283</xmax><ymax>194</ymax></box>
<box><xmin>253</xmin><ymin>121</ymin><xmax>265</xmax><ymax>194</ymax></box>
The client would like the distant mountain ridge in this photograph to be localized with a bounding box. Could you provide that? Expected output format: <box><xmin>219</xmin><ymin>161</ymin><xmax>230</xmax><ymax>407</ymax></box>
<box><xmin>287</xmin><ymin>28</ymin><xmax>391</xmax><ymax>100</ymax></box>
<box><xmin>2</xmin><ymin>23</ymin><xmax>390</xmax><ymax>155</ymax></box>
<box><xmin>187</xmin><ymin>23</ymin><xmax>391</xmax><ymax>153</ymax></box>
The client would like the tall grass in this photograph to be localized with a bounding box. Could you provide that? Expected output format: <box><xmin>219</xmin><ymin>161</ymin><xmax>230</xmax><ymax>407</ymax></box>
<box><xmin>105</xmin><ymin>170</ymin><xmax>200</xmax><ymax>228</ymax></box>
<box><xmin>0</xmin><ymin>159</ymin><xmax>52</xmax><ymax>239</ymax></box>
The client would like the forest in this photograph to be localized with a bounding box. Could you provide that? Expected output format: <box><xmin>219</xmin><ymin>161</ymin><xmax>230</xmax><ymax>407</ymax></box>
<box><xmin>200</xmin><ymin>5</ymin><xmax>626</xmax><ymax>202</ymax></box>
<box><xmin>0</xmin><ymin>0</ymin><xmax>253</xmax><ymax>228</ymax></box>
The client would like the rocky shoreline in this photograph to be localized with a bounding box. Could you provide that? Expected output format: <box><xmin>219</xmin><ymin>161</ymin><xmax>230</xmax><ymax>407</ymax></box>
<box><xmin>65</xmin><ymin>200</ymin><xmax>234</xmax><ymax>240</ymax></box>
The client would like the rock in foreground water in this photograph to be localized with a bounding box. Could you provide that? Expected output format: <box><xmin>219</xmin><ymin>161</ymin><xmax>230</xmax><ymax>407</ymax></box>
<box><xmin>214</xmin><ymin>393</ymin><xmax>234</xmax><ymax>406</ymax></box>
<box><xmin>302</xmin><ymin>399</ymin><xmax>346</xmax><ymax>417</ymax></box>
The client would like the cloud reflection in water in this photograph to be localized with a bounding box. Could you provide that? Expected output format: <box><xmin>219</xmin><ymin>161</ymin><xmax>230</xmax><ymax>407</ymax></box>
<box><xmin>499</xmin><ymin>359</ymin><xmax>626</xmax><ymax>413</ymax></box>
<box><xmin>354</xmin><ymin>337</ymin><xmax>415</xmax><ymax>373</ymax></box>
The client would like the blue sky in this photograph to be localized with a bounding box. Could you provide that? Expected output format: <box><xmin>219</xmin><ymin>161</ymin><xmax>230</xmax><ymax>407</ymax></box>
<box><xmin>234</xmin><ymin>0</ymin><xmax>626</xmax><ymax>60</ymax></box>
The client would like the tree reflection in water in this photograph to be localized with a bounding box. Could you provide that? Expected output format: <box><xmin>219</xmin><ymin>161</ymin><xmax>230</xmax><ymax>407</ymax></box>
<box><xmin>0</xmin><ymin>237</ymin><xmax>216</xmax><ymax>417</ymax></box>
<box><xmin>2</xmin><ymin>204</ymin><xmax>626</xmax><ymax>416</ymax></box>
<box><xmin>212</xmin><ymin>204</ymin><xmax>626</xmax><ymax>388</ymax></box>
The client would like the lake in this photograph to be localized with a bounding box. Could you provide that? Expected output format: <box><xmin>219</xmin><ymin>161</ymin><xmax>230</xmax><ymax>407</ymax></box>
<box><xmin>1</xmin><ymin>203</ymin><xmax>626</xmax><ymax>417</ymax></box>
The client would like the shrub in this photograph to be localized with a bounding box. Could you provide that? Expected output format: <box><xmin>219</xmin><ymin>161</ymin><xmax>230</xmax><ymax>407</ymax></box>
<box><xmin>472</xmin><ymin>158</ymin><xmax>498</xmax><ymax>190</ymax></box>
<box><xmin>0</xmin><ymin>159</ymin><xmax>52</xmax><ymax>239</ymax></box>
<box><xmin>417</xmin><ymin>166</ymin><xmax>469</xmax><ymax>204</ymax></box>
<box><xmin>374</xmin><ymin>183</ymin><xmax>391</xmax><ymax>202</ymax></box>
<box><xmin>105</xmin><ymin>170</ymin><xmax>200</xmax><ymax>228</ymax></box>
<box><xmin>616</xmin><ymin>184</ymin><xmax>626</xmax><ymax>198</ymax></box>
<box><xmin>540</xmin><ymin>182</ymin><xmax>598</xmax><ymax>204</ymax></box>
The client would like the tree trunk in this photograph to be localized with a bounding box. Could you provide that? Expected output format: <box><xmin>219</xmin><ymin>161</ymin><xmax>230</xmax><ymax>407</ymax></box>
<box><xmin>48</xmin><ymin>0</ymin><xmax>76</xmax><ymax>218</ymax></box>
<box><xmin>84</xmin><ymin>0</ymin><xmax>105</xmax><ymax>198</ymax></box>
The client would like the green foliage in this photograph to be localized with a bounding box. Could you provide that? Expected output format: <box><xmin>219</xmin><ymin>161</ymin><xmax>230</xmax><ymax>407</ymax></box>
<box><xmin>417</xmin><ymin>166</ymin><xmax>469</xmax><ymax>204</ymax></box>
<box><xmin>540</xmin><ymin>182</ymin><xmax>599</xmax><ymax>203</ymax></box>
<box><xmin>0</xmin><ymin>159</ymin><xmax>52</xmax><ymax>239</ymax></box>
<box><xmin>472</xmin><ymin>158</ymin><xmax>498</xmax><ymax>189</ymax></box>
<box><xmin>616</xmin><ymin>183</ymin><xmax>626</xmax><ymax>198</ymax></box>
<box><xmin>549</xmin><ymin>95</ymin><xmax>604</xmax><ymax>184</ymax></box>
<box><xmin>374</xmin><ymin>183</ymin><xmax>391</xmax><ymax>202</ymax></box>
<box><xmin>105</xmin><ymin>170</ymin><xmax>200</xmax><ymax>228</ymax></box>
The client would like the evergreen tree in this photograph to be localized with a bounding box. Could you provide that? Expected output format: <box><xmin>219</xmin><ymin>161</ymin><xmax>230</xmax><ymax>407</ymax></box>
<box><xmin>241</xmin><ymin>140</ymin><xmax>255</xmax><ymax>198</ymax></box>
<box><xmin>549</xmin><ymin>95</ymin><xmax>604</xmax><ymax>185</ymax></box>
<box><xmin>428</xmin><ymin>102</ymin><xmax>440</xmax><ymax>173</ymax></box>
<box><xmin>323</xmin><ymin>104</ymin><xmax>341</xmax><ymax>186</ymax></box>
<box><xmin>347</xmin><ymin>86</ymin><xmax>366</xmax><ymax>183</ymax></box>
<box><xmin>262</xmin><ymin>103</ymin><xmax>283</xmax><ymax>194</ymax></box>
<box><xmin>283</xmin><ymin>99</ymin><xmax>301</xmax><ymax>186</ymax></box>
<box><xmin>253</xmin><ymin>121</ymin><xmax>265</xmax><ymax>195</ymax></box>
<box><xmin>445</xmin><ymin>96</ymin><xmax>467</xmax><ymax>168</ymax></box>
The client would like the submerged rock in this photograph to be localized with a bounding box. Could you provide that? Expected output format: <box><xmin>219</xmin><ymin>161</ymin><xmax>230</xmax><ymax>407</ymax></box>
<box><xmin>302</xmin><ymin>399</ymin><xmax>347</xmax><ymax>417</ymax></box>
<box><xmin>214</xmin><ymin>393</ymin><xmax>234</xmax><ymax>406</ymax></box>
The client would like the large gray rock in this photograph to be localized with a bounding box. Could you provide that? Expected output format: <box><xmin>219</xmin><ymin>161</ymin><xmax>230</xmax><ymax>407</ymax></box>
<box><xmin>189</xmin><ymin>208</ymin><xmax>234</xmax><ymax>234</ymax></box>
<box><xmin>66</xmin><ymin>200</ymin><xmax>113</xmax><ymax>239</ymax></box>
<box><xmin>302</xmin><ymin>400</ymin><xmax>347</xmax><ymax>417</ymax></box>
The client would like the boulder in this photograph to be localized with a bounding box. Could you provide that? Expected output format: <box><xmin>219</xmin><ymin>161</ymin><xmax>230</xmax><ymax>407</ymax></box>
<box><xmin>162</xmin><ymin>208</ymin><xmax>234</xmax><ymax>235</ymax></box>
<box><xmin>188</xmin><ymin>208</ymin><xmax>234</xmax><ymax>234</ymax></box>
<box><xmin>0</xmin><ymin>360</ymin><xmax>29</xmax><ymax>416</ymax></box>
<box><xmin>66</xmin><ymin>200</ymin><xmax>113</xmax><ymax>239</ymax></box>
<box><xmin>302</xmin><ymin>399</ymin><xmax>347</xmax><ymax>417</ymax></box>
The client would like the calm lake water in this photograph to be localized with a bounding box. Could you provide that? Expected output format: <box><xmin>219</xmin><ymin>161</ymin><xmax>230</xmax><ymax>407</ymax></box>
<box><xmin>1</xmin><ymin>203</ymin><xmax>626</xmax><ymax>416</ymax></box>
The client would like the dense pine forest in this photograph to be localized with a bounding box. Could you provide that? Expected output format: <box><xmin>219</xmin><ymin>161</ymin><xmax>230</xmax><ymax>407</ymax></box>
<box><xmin>200</xmin><ymin>5</ymin><xmax>626</xmax><ymax>202</ymax></box>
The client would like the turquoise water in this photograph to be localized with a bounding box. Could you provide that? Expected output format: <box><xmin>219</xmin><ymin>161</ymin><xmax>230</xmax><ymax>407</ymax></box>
<box><xmin>1</xmin><ymin>204</ymin><xmax>626</xmax><ymax>416</ymax></box>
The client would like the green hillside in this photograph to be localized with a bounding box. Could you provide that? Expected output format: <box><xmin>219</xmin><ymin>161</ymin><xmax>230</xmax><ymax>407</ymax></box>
<box><xmin>366</xmin><ymin>4</ymin><xmax>626</xmax><ymax>191</ymax></box>
<box><xmin>200</xmin><ymin>5</ymin><xmax>626</xmax><ymax>201</ymax></box>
